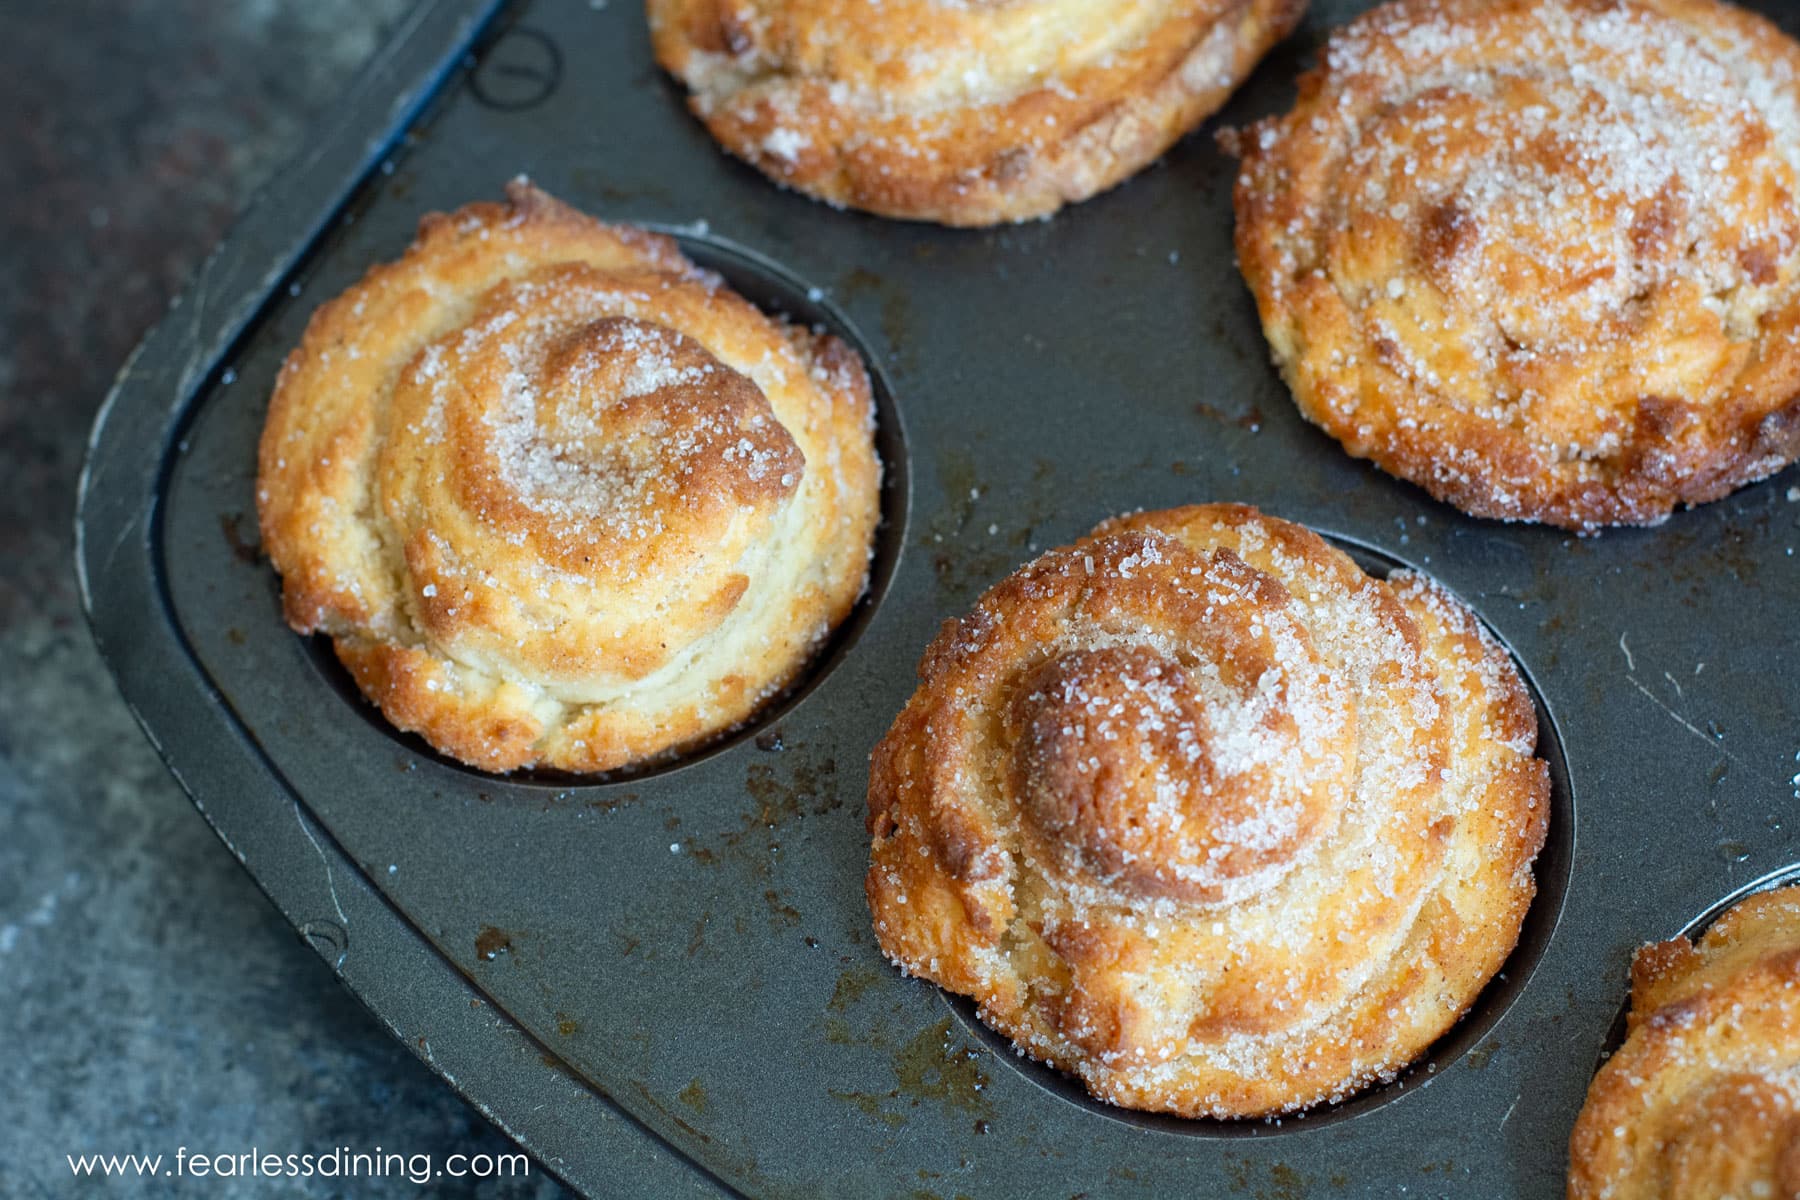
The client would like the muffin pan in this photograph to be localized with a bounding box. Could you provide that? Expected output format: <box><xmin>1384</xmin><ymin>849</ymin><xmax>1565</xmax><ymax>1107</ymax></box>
<box><xmin>77</xmin><ymin>0</ymin><xmax>1800</xmax><ymax>1195</ymax></box>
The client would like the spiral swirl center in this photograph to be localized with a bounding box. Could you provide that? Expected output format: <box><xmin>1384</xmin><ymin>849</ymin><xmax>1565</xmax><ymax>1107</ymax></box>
<box><xmin>1002</xmin><ymin>543</ymin><xmax>1355</xmax><ymax>903</ymax></box>
<box><xmin>482</xmin><ymin>310</ymin><xmax>802</xmax><ymax>534</ymax></box>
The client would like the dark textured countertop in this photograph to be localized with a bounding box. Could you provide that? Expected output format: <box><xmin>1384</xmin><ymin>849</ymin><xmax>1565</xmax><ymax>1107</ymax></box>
<box><xmin>1</xmin><ymin>3</ymin><xmax>566</xmax><ymax>1195</ymax></box>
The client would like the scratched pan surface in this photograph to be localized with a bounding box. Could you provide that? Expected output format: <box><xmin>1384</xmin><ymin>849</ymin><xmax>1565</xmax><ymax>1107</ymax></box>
<box><xmin>77</xmin><ymin>0</ymin><xmax>1800</xmax><ymax>1195</ymax></box>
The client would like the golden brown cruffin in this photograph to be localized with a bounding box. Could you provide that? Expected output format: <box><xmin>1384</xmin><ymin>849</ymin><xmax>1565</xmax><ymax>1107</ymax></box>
<box><xmin>866</xmin><ymin>503</ymin><xmax>1550</xmax><ymax>1117</ymax></box>
<box><xmin>647</xmin><ymin>0</ymin><xmax>1306</xmax><ymax>226</ymax></box>
<box><xmin>1233</xmin><ymin>0</ymin><xmax>1800</xmax><ymax>531</ymax></box>
<box><xmin>1569</xmin><ymin>886</ymin><xmax>1800</xmax><ymax>1198</ymax></box>
<box><xmin>256</xmin><ymin>181</ymin><xmax>881</xmax><ymax>774</ymax></box>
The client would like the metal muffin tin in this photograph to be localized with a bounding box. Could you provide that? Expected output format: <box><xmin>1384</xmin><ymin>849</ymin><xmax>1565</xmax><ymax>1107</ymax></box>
<box><xmin>76</xmin><ymin>0</ymin><xmax>1800</xmax><ymax>1194</ymax></box>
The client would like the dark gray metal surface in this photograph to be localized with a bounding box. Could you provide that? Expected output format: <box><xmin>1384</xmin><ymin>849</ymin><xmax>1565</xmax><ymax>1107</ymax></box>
<box><xmin>79</xmin><ymin>0</ymin><xmax>1800</xmax><ymax>1196</ymax></box>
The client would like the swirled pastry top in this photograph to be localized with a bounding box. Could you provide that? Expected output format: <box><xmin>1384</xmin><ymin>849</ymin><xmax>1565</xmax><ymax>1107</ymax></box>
<box><xmin>1569</xmin><ymin>886</ymin><xmax>1800</xmax><ymax>1199</ymax></box>
<box><xmin>647</xmin><ymin>0</ymin><xmax>1305</xmax><ymax>225</ymax></box>
<box><xmin>1233</xmin><ymin>0</ymin><xmax>1800</xmax><ymax>530</ymax></box>
<box><xmin>866</xmin><ymin>504</ymin><xmax>1549</xmax><ymax>1117</ymax></box>
<box><xmin>256</xmin><ymin>181</ymin><xmax>881</xmax><ymax>773</ymax></box>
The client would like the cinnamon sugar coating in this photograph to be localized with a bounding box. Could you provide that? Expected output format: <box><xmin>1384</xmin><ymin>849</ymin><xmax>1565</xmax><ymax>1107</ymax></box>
<box><xmin>257</xmin><ymin>182</ymin><xmax>880</xmax><ymax>773</ymax></box>
<box><xmin>866</xmin><ymin>504</ymin><xmax>1549</xmax><ymax>1117</ymax></box>
<box><xmin>1569</xmin><ymin>886</ymin><xmax>1800</xmax><ymax>1198</ymax></box>
<box><xmin>1234</xmin><ymin>0</ymin><xmax>1800</xmax><ymax>530</ymax></box>
<box><xmin>648</xmin><ymin>0</ymin><xmax>1305</xmax><ymax>226</ymax></box>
